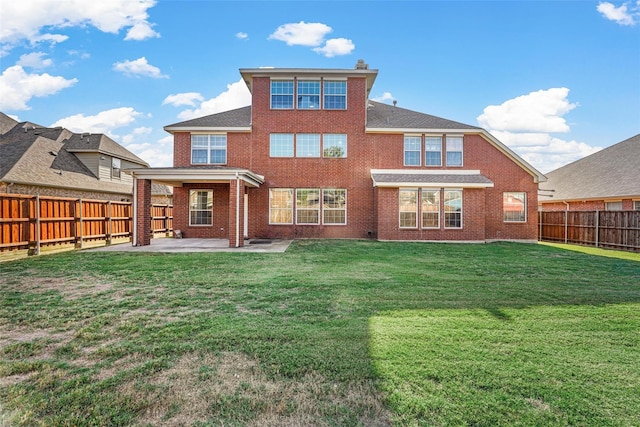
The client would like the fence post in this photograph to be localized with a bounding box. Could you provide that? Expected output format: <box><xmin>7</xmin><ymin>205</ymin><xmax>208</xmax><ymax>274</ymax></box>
<box><xmin>595</xmin><ymin>210</ymin><xmax>599</xmax><ymax>248</ymax></box>
<box><xmin>77</xmin><ymin>198</ymin><xmax>84</xmax><ymax>248</ymax></box>
<box><xmin>31</xmin><ymin>195</ymin><xmax>41</xmax><ymax>256</ymax></box>
<box><xmin>106</xmin><ymin>201</ymin><xmax>112</xmax><ymax>245</ymax></box>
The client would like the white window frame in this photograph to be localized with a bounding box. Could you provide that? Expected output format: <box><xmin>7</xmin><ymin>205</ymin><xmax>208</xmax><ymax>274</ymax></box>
<box><xmin>297</xmin><ymin>80</ymin><xmax>321</xmax><ymax>110</ymax></box>
<box><xmin>445</xmin><ymin>135</ymin><xmax>463</xmax><ymax>167</ymax></box>
<box><xmin>189</xmin><ymin>190</ymin><xmax>213</xmax><ymax>226</ymax></box>
<box><xmin>271</xmin><ymin>79</ymin><xmax>294</xmax><ymax>109</ymax></box>
<box><xmin>323</xmin><ymin>80</ymin><xmax>347</xmax><ymax>110</ymax></box>
<box><xmin>444</xmin><ymin>189</ymin><xmax>463</xmax><ymax>229</ymax></box>
<box><xmin>269</xmin><ymin>189</ymin><xmax>294</xmax><ymax>225</ymax></box>
<box><xmin>296</xmin><ymin>189</ymin><xmax>320</xmax><ymax>224</ymax></box>
<box><xmin>322</xmin><ymin>189</ymin><xmax>347</xmax><ymax>225</ymax></box>
<box><xmin>425</xmin><ymin>135</ymin><xmax>443</xmax><ymax>167</ymax></box>
<box><xmin>503</xmin><ymin>192</ymin><xmax>527</xmax><ymax>222</ymax></box>
<box><xmin>296</xmin><ymin>134</ymin><xmax>321</xmax><ymax>157</ymax></box>
<box><xmin>606</xmin><ymin>201</ymin><xmax>623</xmax><ymax>211</ymax></box>
<box><xmin>399</xmin><ymin>189</ymin><xmax>418</xmax><ymax>228</ymax></box>
<box><xmin>111</xmin><ymin>157</ymin><xmax>121</xmax><ymax>179</ymax></box>
<box><xmin>421</xmin><ymin>189</ymin><xmax>440</xmax><ymax>229</ymax></box>
<box><xmin>634</xmin><ymin>201</ymin><xmax>640</xmax><ymax>210</ymax></box>
<box><xmin>191</xmin><ymin>134</ymin><xmax>227</xmax><ymax>165</ymax></box>
<box><xmin>404</xmin><ymin>135</ymin><xmax>421</xmax><ymax>166</ymax></box>
<box><xmin>270</xmin><ymin>133</ymin><xmax>294</xmax><ymax>157</ymax></box>
<box><xmin>323</xmin><ymin>134</ymin><xmax>347</xmax><ymax>158</ymax></box>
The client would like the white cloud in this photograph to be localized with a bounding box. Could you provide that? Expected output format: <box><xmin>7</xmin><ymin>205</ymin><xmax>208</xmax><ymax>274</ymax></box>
<box><xmin>162</xmin><ymin>92</ymin><xmax>204</xmax><ymax>107</ymax></box>
<box><xmin>236</xmin><ymin>32</ymin><xmax>248</xmax><ymax>40</ymax></box>
<box><xmin>313</xmin><ymin>38</ymin><xmax>355</xmax><ymax>58</ymax></box>
<box><xmin>268</xmin><ymin>21</ymin><xmax>332</xmax><ymax>46</ymax></box>
<box><xmin>124</xmin><ymin>135</ymin><xmax>173</xmax><ymax>167</ymax></box>
<box><xmin>17</xmin><ymin>52</ymin><xmax>53</xmax><ymax>68</ymax></box>
<box><xmin>122</xmin><ymin>126</ymin><xmax>152</xmax><ymax>144</ymax></box>
<box><xmin>50</xmin><ymin>107</ymin><xmax>141</xmax><ymax>135</ymax></box>
<box><xmin>177</xmin><ymin>79</ymin><xmax>251</xmax><ymax>120</ymax></box>
<box><xmin>0</xmin><ymin>65</ymin><xmax>78</xmax><ymax>110</ymax></box>
<box><xmin>113</xmin><ymin>57</ymin><xmax>168</xmax><ymax>78</ymax></box>
<box><xmin>597</xmin><ymin>1</ymin><xmax>638</xmax><ymax>25</ymax></box>
<box><xmin>477</xmin><ymin>88</ymin><xmax>603</xmax><ymax>173</ymax></box>
<box><xmin>372</xmin><ymin>92</ymin><xmax>395</xmax><ymax>103</ymax></box>
<box><xmin>477</xmin><ymin>88</ymin><xmax>576</xmax><ymax>133</ymax></box>
<box><xmin>0</xmin><ymin>0</ymin><xmax>159</xmax><ymax>54</ymax></box>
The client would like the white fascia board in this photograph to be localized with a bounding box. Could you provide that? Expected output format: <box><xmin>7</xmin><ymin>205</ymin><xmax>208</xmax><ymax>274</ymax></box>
<box><xmin>126</xmin><ymin>168</ymin><xmax>265</xmax><ymax>187</ymax></box>
<box><xmin>373</xmin><ymin>181</ymin><xmax>493</xmax><ymax>189</ymax></box>
<box><xmin>366</xmin><ymin>128</ymin><xmax>478</xmax><ymax>134</ymax></box>
<box><xmin>371</xmin><ymin>169</ymin><xmax>482</xmax><ymax>175</ymax></box>
<box><xmin>163</xmin><ymin>126</ymin><xmax>252</xmax><ymax>134</ymax></box>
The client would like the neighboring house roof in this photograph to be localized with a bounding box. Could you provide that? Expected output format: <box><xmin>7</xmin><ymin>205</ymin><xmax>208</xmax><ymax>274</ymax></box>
<box><xmin>0</xmin><ymin>112</ymin><xmax>18</xmax><ymax>135</ymax></box>
<box><xmin>539</xmin><ymin>133</ymin><xmax>640</xmax><ymax>202</ymax></box>
<box><xmin>64</xmin><ymin>133</ymin><xmax>149</xmax><ymax>166</ymax></box>
<box><xmin>366</xmin><ymin>101</ymin><xmax>480</xmax><ymax>130</ymax></box>
<box><xmin>164</xmin><ymin>106</ymin><xmax>252</xmax><ymax>132</ymax></box>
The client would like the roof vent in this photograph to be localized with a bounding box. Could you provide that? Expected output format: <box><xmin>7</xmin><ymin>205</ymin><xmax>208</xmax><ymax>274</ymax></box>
<box><xmin>355</xmin><ymin>59</ymin><xmax>368</xmax><ymax>70</ymax></box>
<box><xmin>49</xmin><ymin>151</ymin><xmax>58</xmax><ymax>156</ymax></box>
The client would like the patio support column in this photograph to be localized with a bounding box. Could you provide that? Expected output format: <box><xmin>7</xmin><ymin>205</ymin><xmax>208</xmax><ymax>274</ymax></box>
<box><xmin>134</xmin><ymin>178</ymin><xmax>152</xmax><ymax>246</ymax></box>
<box><xmin>229</xmin><ymin>177</ymin><xmax>245</xmax><ymax>248</ymax></box>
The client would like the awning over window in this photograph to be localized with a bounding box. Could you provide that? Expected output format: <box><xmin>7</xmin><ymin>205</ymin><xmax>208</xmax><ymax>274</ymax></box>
<box><xmin>371</xmin><ymin>169</ymin><xmax>494</xmax><ymax>188</ymax></box>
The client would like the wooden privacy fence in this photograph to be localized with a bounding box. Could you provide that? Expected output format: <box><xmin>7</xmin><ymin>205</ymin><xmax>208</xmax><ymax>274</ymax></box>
<box><xmin>539</xmin><ymin>210</ymin><xmax>640</xmax><ymax>252</ymax></box>
<box><xmin>0</xmin><ymin>194</ymin><xmax>173</xmax><ymax>255</ymax></box>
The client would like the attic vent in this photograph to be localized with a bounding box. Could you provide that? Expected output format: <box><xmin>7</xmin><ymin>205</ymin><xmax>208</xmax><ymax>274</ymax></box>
<box><xmin>355</xmin><ymin>59</ymin><xmax>369</xmax><ymax>70</ymax></box>
<box><xmin>49</xmin><ymin>151</ymin><xmax>58</xmax><ymax>156</ymax></box>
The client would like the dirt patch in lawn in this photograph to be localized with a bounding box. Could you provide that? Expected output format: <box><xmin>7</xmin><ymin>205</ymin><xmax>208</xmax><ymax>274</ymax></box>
<box><xmin>1</xmin><ymin>272</ymin><xmax>113</xmax><ymax>300</ymax></box>
<box><xmin>124</xmin><ymin>351</ymin><xmax>391</xmax><ymax>426</ymax></box>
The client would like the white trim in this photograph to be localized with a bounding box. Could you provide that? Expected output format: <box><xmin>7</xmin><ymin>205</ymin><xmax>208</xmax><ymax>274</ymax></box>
<box><xmin>132</xmin><ymin>177</ymin><xmax>137</xmax><ymax>246</ymax></box>
<box><xmin>126</xmin><ymin>168</ymin><xmax>264</xmax><ymax>188</ymax></box>
<box><xmin>371</xmin><ymin>169</ymin><xmax>482</xmax><ymax>175</ymax></box>
<box><xmin>375</xmin><ymin>182</ymin><xmax>492</xmax><ymax>189</ymax></box>
<box><xmin>164</xmin><ymin>126</ymin><xmax>251</xmax><ymax>133</ymax></box>
<box><xmin>236</xmin><ymin>173</ymin><xmax>240</xmax><ymax>248</ymax></box>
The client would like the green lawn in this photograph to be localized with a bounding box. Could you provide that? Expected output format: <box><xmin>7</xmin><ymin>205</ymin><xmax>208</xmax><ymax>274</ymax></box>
<box><xmin>0</xmin><ymin>240</ymin><xmax>639</xmax><ymax>426</ymax></box>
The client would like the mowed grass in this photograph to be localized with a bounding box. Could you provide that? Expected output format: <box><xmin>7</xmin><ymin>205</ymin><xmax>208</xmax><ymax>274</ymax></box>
<box><xmin>0</xmin><ymin>240</ymin><xmax>639</xmax><ymax>426</ymax></box>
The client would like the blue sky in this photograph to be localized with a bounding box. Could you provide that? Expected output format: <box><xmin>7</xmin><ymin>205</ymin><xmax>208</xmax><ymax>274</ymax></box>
<box><xmin>1</xmin><ymin>0</ymin><xmax>639</xmax><ymax>173</ymax></box>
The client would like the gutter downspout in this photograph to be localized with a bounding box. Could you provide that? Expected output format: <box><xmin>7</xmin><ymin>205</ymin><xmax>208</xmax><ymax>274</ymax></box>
<box><xmin>132</xmin><ymin>176</ymin><xmax>138</xmax><ymax>246</ymax></box>
<box><xmin>563</xmin><ymin>201</ymin><xmax>570</xmax><ymax>244</ymax></box>
<box><xmin>235</xmin><ymin>172</ymin><xmax>240</xmax><ymax>248</ymax></box>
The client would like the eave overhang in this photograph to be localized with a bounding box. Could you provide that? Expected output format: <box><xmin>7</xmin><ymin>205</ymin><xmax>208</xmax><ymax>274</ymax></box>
<box><xmin>163</xmin><ymin>126</ymin><xmax>252</xmax><ymax>134</ymax></box>
<box><xmin>371</xmin><ymin>169</ymin><xmax>494</xmax><ymax>188</ymax></box>
<box><xmin>126</xmin><ymin>167</ymin><xmax>265</xmax><ymax>188</ymax></box>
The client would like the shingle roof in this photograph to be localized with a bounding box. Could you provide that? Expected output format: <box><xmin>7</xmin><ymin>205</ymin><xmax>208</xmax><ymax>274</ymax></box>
<box><xmin>64</xmin><ymin>133</ymin><xmax>148</xmax><ymax>166</ymax></box>
<box><xmin>371</xmin><ymin>171</ymin><xmax>494</xmax><ymax>188</ymax></box>
<box><xmin>0</xmin><ymin>112</ymin><xmax>19</xmax><ymax>135</ymax></box>
<box><xmin>164</xmin><ymin>106</ymin><xmax>252</xmax><ymax>130</ymax></box>
<box><xmin>539</xmin><ymin>134</ymin><xmax>640</xmax><ymax>202</ymax></box>
<box><xmin>366</xmin><ymin>101</ymin><xmax>480</xmax><ymax>130</ymax></box>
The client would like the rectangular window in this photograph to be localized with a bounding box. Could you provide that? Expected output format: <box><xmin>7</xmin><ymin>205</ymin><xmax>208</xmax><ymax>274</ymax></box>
<box><xmin>399</xmin><ymin>189</ymin><xmax>418</xmax><ymax>228</ymax></box>
<box><xmin>189</xmin><ymin>190</ymin><xmax>213</xmax><ymax>226</ymax></box>
<box><xmin>404</xmin><ymin>136</ymin><xmax>421</xmax><ymax>166</ymax></box>
<box><xmin>296</xmin><ymin>134</ymin><xmax>321</xmax><ymax>157</ymax></box>
<box><xmin>271</xmin><ymin>80</ymin><xmax>294</xmax><ymax>109</ymax></box>
<box><xmin>297</xmin><ymin>80</ymin><xmax>320</xmax><ymax>109</ymax></box>
<box><xmin>446</xmin><ymin>136</ymin><xmax>463</xmax><ymax>166</ymax></box>
<box><xmin>444</xmin><ymin>190</ymin><xmax>462</xmax><ymax>228</ymax></box>
<box><xmin>191</xmin><ymin>134</ymin><xmax>227</xmax><ymax>164</ymax></box>
<box><xmin>269</xmin><ymin>189</ymin><xmax>293</xmax><ymax>224</ymax></box>
<box><xmin>323</xmin><ymin>189</ymin><xmax>346</xmax><ymax>224</ymax></box>
<box><xmin>635</xmin><ymin>201</ymin><xmax>640</xmax><ymax>210</ymax></box>
<box><xmin>425</xmin><ymin>136</ymin><xmax>442</xmax><ymax>166</ymax></box>
<box><xmin>323</xmin><ymin>81</ymin><xmax>347</xmax><ymax>110</ymax></box>
<box><xmin>111</xmin><ymin>157</ymin><xmax>121</xmax><ymax>179</ymax></box>
<box><xmin>503</xmin><ymin>192</ymin><xmax>527</xmax><ymax>222</ymax></box>
<box><xmin>270</xmin><ymin>133</ymin><xmax>294</xmax><ymax>157</ymax></box>
<box><xmin>606</xmin><ymin>201</ymin><xmax>623</xmax><ymax>211</ymax></box>
<box><xmin>323</xmin><ymin>134</ymin><xmax>347</xmax><ymax>158</ymax></box>
<box><xmin>296</xmin><ymin>189</ymin><xmax>320</xmax><ymax>224</ymax></box>
<box><xmin>422</xmin><ymin>189</ymin><xmax>440</xmax><ymax>228</ymax></box>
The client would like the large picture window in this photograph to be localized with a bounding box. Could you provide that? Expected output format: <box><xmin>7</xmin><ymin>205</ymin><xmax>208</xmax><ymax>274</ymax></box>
<box><xmin>323</xmin><ymin>134</ymin><xmax>347</xmax><ymax>158</ymax></box>
<box><xmin>446</xmin><ymin>136</ymin><xmax>463</xmax><ymax>166</ymax></box>
<box><xmin>425</xmin><ymin>136</ymin><xmax>442</xmax><ymax>166</ymax></box>
<box><xmin>444</xmin><ymin>190</ymin><xmax>462</xmax><ymax>228</ymax></box>
<box><xmin>296</xmin><ymin>134</ymin><xmax>321</xmax><ymax>157</ymax></box>
<box><xmin>323</xmin><ymin>189</ymin><xmax>347</xmax><ymax>224</ymax></box>
<box><xmin>503</xmin><ymin>192</ymin><xmax>527</xmax><ymax>222</ymax></box>
<box><xmin>269</xmin><ymin>189</ymin><xmax>293</xmax><ymax>224</ymax></box>
<box><xmin>271</xmin><ymin>80</ymin><xmax>294</xmax><ymax>109</ymax></box>
<box><xmin>399</xmin><ymin>189</ymin><xmax>418</xmax><ymax>228</ymax></box>
<box><xmin>189</xmin><ymin>190</ymin><xmax>213</xmax><ymax>226</ymax></box>
<box><xmin>296</xmin><ymin>189</ymin><xmax>320</xmax><ymax>224</ymax></box>
<box><xmin>422</xmin><ymin>189</ymin><xmax>440</xmax><ymax>228</ymax></box>
<box><xmin>323</xmin><ymin>81</ymin><xmax>347</xmax><ymax>109</ymax></box>
<box><xmin>191</xmin><ymin>134</ymin><xmax>227</xmax><ymax>165</ymax></box>
<box><xmin>297</xmin><ymin>80</ymin><xmax>320</xmax><ymax>109</ymax></box>
<box><xmin>404</xmin><ymin>136</ymin><xmax>421</xmax><ymax>166</ymax></box>
<box><xmin>270</xmin><ymin>134</ymin><xmax>294</xmax><ymax>157</ymax></box>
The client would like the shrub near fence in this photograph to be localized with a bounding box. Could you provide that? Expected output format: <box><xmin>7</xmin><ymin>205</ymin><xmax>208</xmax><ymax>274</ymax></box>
<box><xmin>539</xmin><ymin>210</ymin><xmax>640</xmax><ymax>252</ymax></box>
<box><xmin>0</xmin><ymin>194</ymin><xmax>172</xmax><ymax>256</ymax></box>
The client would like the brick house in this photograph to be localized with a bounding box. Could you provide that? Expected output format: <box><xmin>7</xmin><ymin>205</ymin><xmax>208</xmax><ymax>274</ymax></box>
<box><xmin>539</xmin><ymin>133</ymin><xmax>640</xmax><ymax>212</ymax></box>
<box><xmin>129</xmin><ymin>62</ymin><xmax>545</xmax><ymax>247</ymax></box>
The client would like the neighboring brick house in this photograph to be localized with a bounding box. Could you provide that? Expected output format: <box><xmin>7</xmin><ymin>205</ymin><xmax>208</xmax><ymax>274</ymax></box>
<box><xmin>129</xmin><ymin>62</ymin><xmax>545</xmax><ymax>247</ymax></box>
<box><xmin>539</xmin><ymin>133</ymin><xmax>640</xmax><ymax>212</ymax></box>
<box><xmin>0</xmin><ymin>113</ymin><xmax>172</xmax><ymax>204</ymax></box>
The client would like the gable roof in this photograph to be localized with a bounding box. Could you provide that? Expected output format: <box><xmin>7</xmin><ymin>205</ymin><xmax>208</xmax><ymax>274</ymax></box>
<box><xmin>64</xmin><ymin>133</ymin><xmax>148</xmax><ymax>166</ymax></box>
<box><xmin>0</xmin><ymin>112</ymin><xmax>19</xmax><ymax>135</ymax></box>
<box><xmin>366</xmin><ymin>101</ymin><xmax>480</xmax><ymax>130</ymax></box>
<box><xmin>164</xmin><ymin>106</ymin><xmax>252</xmax><ymax>132</ymax></box>
<box><xmin>539</xmin><ymin>133</ymin><xmax>640</xmax><ymax>202</ymax></box>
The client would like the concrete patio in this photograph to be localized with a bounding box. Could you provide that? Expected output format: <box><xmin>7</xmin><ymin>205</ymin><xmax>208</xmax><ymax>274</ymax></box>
<box><xmin>86</xmin><ymin>238</ymin><xmax>292</xmax><ymax>253</ymax></box>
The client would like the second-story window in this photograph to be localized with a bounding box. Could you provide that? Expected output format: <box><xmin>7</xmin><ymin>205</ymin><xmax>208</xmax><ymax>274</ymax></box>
<box><xmin>297</xmin><ymin>80</ymin><xmax>320</xmax><ymax>109</ymax></box>
<box><xmin>446</xmin><ymin>136</ymin><xmax>463</xmax><ymax>166</ymax></box>
<box><xmin>271</xmin><ymin>80</ymin><xmax>294</xmax><ymax>109</ymax></box>
<box><xmin>191</xmin><ymin>134</ymin><xmax>227</xmax><ymax>164</ymax></box>
<box><xmin>323</xmin><ymin>81</ymin><xmax>347</xmax><ymax>110</ymax></box>
<box><xmin>270</xmin><ymin>133</ymin><xmax>294</xmax><ymax>157</ymax></box>
<box><xmin>404</xmin><ymin>135</ymin><xmax>421</xmax><ymax>166</ymax></box>
<box><xmin>296</xmin><ymin>134</ymin><xmax>321</xmax><ymax>157</ymax></box>
<box><xmin>111</xmin><ymin>157</ymin><xmax>121</xmax><ymax>178</ymax></box>
<box><xmin>323</xmin><ymin>134</ymin><xmax>347</xmax><ymax>158</ymax></box>
<box><xmin>425</xmin><ymin>136</ymin><xmax>443</xmax><ymax>166</ymax></box>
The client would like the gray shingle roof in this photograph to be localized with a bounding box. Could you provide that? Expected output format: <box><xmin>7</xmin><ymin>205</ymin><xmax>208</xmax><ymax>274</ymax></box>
<box><xmin>366</xmin><ymin>101</ymin><xmax>480</xmax><ymax>130</ymax></box>
<box><xmin>164</xmin><ymin>106</ymin><xmax>252</xmax><ymax>130</ymax></box>
<box><xmin>0</xmin><ymin>112</ymin><xmax>19</xmax><ymax>135</ymax></box>
<box><xmin>371</xmin><ymin>171</ymin><xmax>493</xmax><ymax>187</ymax></box>
<box><xmin>64</xmin><ymin>133</ymin><xmax>148</xmax><ymax>166</ymax></box>
<box><xmin>539</xmin><ymin>133</ymin><xmax>640</xmax><ymax>202</ymax></box>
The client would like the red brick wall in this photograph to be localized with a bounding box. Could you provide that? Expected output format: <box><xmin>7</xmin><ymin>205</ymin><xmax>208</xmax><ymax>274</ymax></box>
<box><xmin>172</xmin><ymin>183</ymin><xmax>229</xmax><ymax>238</ymax></box>
<box><xmin>135</xmin><ymin>179</ymin><xmax>151</xmax><ymax>245</ymax></box>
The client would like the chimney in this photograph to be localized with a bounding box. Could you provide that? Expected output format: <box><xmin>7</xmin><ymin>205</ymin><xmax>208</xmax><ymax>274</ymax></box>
<box><xmin>355</xmin><ymin>59</ymin><xmax>368</xmax><ymax>70</ymax></box>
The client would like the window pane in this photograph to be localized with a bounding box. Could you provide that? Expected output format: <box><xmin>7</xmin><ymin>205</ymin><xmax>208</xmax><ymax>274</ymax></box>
<box><xmin>425</xmin><ymin>136</ymin><xmax>442</xmax><ymax>166</ymax></box>
<box><xmin>446</xmin><ymin>136</ymin><xmax>463</xmax><ymax>166</ymax></box>
<box><xmin>270</xmin><ymin>134</ymin><xmax>294</xmax><ymax>157</ymax></box>
<box><xmin>323</xmin><ymin>189</ymin><xmax>346</xmax><ymax>224</ymax></box>
<box><xmin>296</xmin><ymin>134</ymin><xmax>321</xmax><ymax>157</ymax></box>
<box><xmin>271</xmin><ymin>80</ymin><xmax>294</xmax><ymax>109</ymax></box>
<box><xmin>404</xmin><ymin>136</ymin><xmax>421</xmax><ymax>166</ymax></box>
<box><xmin>323</xmin><ymin>81</ymin><xmax>346</xmax><ymax>109</ymax></box>
<box><xmin>189</xmin><ymin>190</ymin><xmax>213</xmax><ymax>225</ymax></box>
<box><xmin>503</xmin><ymin>192</ymin><xmax>527</xmax><ymax>222</ymax></box>
<box><xmin>296</xmin><ymin>189</ymin><xmax>320</xmax><ymax>224</ymax></box>
<box><xmin>444</xmin><ymin>190</ymin><xmax>462</xmax><ymax>228</ymax></box>
<box><xmin>422</xmin><ymin>189</ymin><xmax>440</xmax><ymax>228</ymax></box>
<box><xmin>399</xmin><ymin>189</ymin><xmax>418</xmax><ymax>228</ymax></box>
<box><xmin>297</xmin><ymin>81</ymin><xmax>320</xmax><ymax>109</ymax></box>
<box><xmin>323</xmin><ymin>134</ymin><xmax>347</xmax><ymax>158</ymax></box>
<box><xmin>606</xmin><ymin>201</ymin><xmax>623</xmax><ymax>211</ymax></box>
<box><xmin>191</xmin><ymin>134</ymin><xmax>226</xmax><ymax>164</ymax></box>
<box><xmin>269</xmin><ymin>189</ymin><xmax>293</xmax><ymax>224</ymax></box>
